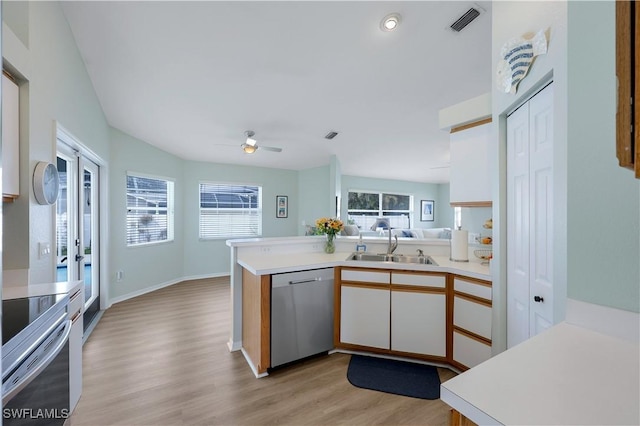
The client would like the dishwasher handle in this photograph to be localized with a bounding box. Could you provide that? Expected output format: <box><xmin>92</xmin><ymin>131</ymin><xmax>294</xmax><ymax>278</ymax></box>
<box><xmin>289</xmin><ymin>277</ymin><xmax>321</xmax><ymax>285</ymax></box>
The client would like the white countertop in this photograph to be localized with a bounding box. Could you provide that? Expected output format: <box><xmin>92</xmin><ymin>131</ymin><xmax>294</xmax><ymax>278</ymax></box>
<box><xmin>3</xmin><ymin>280</ymin><xmax>83</xmax><ymax>300</ymax></box>
<box><xmin>237</xmin><ymin>251</ymin><xmax>491</xmax><ymax>280</ymax></box>
<box><xmin>440</xmin><ymin>322</ymin><xmax>640</xmax><ymax>425</ymax></box>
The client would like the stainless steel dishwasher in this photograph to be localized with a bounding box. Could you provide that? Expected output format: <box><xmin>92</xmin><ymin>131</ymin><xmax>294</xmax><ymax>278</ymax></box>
<box><xmin>271</xmin><ymin>267</ymin><xmax>334</xmax><ymax>368</ymax></box>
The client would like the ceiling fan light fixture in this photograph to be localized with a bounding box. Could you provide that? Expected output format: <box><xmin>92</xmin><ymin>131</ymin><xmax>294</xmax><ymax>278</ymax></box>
<box><xmin>380</xmin><ymin>13</ymin><xmax>401</xmax><ymax>32</ymax></box>
<box><xmin>242</xmin><ymin>143</ymin><xmax>257</xmax><ymax>154</ymax></box>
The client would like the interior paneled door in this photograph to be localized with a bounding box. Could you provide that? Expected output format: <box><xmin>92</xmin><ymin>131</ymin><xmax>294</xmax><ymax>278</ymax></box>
<box><xmin>57</xmin><ymin>144</ymin><xmax>101</xmax><ymax>332</ymax></box>
<box><xmin>506</xmin><ymin>83</ymin><xmax>554</xmax><ymax>348</ymax></box>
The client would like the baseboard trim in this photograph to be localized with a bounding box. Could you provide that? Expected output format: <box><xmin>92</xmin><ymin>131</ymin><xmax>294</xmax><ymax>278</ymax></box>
<box><xmin>227</xmin><ymin>339</ymin><xmax>242</xmax><ymax>352</ymax></box>
<box><xmin>109</xmin><ymin>273</ymin><xmax>230</xmax><ymax>306</ymax></box>
<box><xmin>241</xmin><ymin>348</ymin><xmax>268</xmax><ymax>378</ymax></box>
<box><xmin>566</xmin><ymin>298</ymin><xmax>640</xmax><ymax>342</ymax></box>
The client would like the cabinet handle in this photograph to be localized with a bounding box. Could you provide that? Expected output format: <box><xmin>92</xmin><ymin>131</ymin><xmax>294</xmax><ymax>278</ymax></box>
<box><xmin>534</xmin><ymin>296</ymin><xmax>544</xmax><ymax>303</ymax></box>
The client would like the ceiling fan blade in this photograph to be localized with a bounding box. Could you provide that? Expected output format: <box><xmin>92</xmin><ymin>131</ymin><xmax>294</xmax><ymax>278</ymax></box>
<box><xmin>260</xmin><ymin>146</ymin><xmax>283</xmax><ymax>153</ymax></box>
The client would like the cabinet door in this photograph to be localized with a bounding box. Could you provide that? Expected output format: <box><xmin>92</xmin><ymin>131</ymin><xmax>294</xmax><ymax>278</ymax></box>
<box><xmin>2</xmin><ymin>74</ymin><xmax>19</xmax><ymax>198</ymax></box>
<box><xmin>450</xmin><ymin>121</ymin><xmax>492</xmax><ymax>205</ymax></box>
<box><xmin>391</xmin><ymin>290</ymin><xmax>445</xmax><ymax>356</ymax></box>
<box><xmin>340</xmin><ymin>285</ymin><xmax>390</xmax><ymax>349</ymax></box>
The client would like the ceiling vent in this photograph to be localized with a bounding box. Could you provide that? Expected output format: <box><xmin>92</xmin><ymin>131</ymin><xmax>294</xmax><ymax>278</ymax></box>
<box><xmin>450</xmin><ymin>7</ymin><xmax>480</xmax><ymax>32</ymax></box>
<box><xmin>324</xmin><ymin>131</ymin><xmax>339</xmax><ymax>140</ymax></box>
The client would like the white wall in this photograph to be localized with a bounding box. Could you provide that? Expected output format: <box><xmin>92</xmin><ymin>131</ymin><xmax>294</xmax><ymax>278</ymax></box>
<box><xmin>491</xmin><ymin>1</ymin><xmax>569</xmax><ymax>353</ymax></box>
<box><xmin>2</xmin><ymin>2</ymin><xmax>111</xmax><ymax>284</ymax></box>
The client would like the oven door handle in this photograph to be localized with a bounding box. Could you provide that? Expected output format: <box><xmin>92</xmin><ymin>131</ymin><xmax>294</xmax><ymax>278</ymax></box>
<box><xmin>2</xmin><ymin>319</ymin><xmax>72</xmax><ymax>405</ymax></box>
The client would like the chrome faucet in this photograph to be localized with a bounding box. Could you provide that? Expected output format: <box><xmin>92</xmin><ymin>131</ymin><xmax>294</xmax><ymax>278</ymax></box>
<box><xmin>387</xmin><ymin>229</ymin><xmax>398</xmax><ymax>255</ymax></box>
<box><xmin>416</xmin><ymin>249</ymin><xmax>424</xmax><ymax>257</ymax></box>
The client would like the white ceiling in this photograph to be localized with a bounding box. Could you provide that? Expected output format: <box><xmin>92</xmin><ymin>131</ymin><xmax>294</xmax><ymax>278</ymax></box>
<box><xmin>61</xmin><ymin>1</ymin><xmax>492</xmax><ymax>183</ymax></box>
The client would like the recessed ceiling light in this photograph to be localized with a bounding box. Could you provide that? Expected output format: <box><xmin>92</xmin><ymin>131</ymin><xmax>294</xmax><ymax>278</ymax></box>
<box><xmin>380</xmin><ymin>13</ymin><xmax>401</xmax><ymax>32</ymax></box>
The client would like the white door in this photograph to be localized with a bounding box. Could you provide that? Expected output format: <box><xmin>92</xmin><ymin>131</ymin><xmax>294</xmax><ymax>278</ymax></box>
<box><xmin>56</xmin><ymin>140</ymin><xmax>101</xmax><ymax>332</ymax></box>
<box><xmin>527</xmin><ymin>85</ymin><xmax>554</xmax><ymax>336</ymax></box>
<box><xmin>506</xmin><ymin>100</ymin><xmax>531</xmax><ymax>347</ymax></box>
<box><xmin>507</xmin><ymin>83</ymin><xmax>554</xmax><ymax>348</ymax></box>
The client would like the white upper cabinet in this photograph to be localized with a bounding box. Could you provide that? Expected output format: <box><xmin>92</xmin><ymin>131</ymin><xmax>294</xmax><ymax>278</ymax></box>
<box><xmin>449</xmin><ymin>121</ymin><xmax>492</xmax><ymax>206</ymax></box>
<box><xmin>2</xmin><ymin>73</ymin><xmax>20</xmax><ymax>201</ymax></box>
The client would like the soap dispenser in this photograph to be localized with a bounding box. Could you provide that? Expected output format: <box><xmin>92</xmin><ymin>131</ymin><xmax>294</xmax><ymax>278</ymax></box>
<box><xmin>356</xmin><ymin>235</ymin><xmax>366</xmax><ymax>252</ymax></box>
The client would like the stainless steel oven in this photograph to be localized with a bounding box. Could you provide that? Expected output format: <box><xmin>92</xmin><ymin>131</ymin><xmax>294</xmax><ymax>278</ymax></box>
<box><xmin>2</xmin><ymin>294</ymin><xmax>71</xmax><ymax>425</ymax></box>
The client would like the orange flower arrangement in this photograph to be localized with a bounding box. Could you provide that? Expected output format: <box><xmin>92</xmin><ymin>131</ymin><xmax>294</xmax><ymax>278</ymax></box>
<box><xmin>315</xmin><ymin>217</ymin><xmax>344</xmax><ymax>236</ymax></box>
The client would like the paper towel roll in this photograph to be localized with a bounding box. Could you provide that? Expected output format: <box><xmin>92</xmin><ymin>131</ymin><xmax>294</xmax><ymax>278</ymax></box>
<box><xmin>450</xmin><ymin>229</ymin><xmax>469</xmax><ymax>262</ymax></box>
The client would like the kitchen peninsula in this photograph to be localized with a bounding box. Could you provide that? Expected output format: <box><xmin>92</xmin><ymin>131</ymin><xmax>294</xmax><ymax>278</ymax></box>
<box><xmin>227</xmin><ymin>236</ymin><xmax>492</xmax><ymax>377</ymax></box>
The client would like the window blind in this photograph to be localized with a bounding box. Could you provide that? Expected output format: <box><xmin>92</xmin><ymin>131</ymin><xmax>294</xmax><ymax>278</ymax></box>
<box><xmin>126</xmin><ymin>174</ymin><xmax>174</xmax><ymax>246</ymax></box>
<box><xmin>199</xmin><ymin>183</ymin><xmax>262</xmax><ymax>238</ymax></box>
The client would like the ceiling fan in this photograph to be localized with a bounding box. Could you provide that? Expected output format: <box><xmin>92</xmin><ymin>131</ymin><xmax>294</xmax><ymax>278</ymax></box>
<box><xmin>241</xmin><ymin>130</ymin><xmax>282</xmax><ymax>154</ymax></box>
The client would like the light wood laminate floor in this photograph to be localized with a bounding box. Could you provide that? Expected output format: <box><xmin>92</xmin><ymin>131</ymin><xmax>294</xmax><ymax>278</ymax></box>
<box><xmin>69</xmin><ymin>277</ymin><xmax>456</xmax><ymax>426</ymax></box>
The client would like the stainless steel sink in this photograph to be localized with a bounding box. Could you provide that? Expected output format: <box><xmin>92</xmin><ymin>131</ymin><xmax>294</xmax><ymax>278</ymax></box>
<box><xmin>347</xmin><ymin>253</ymin><xmax>437</xmax><ymax>265</ymax></box>
<box><xmin>391</xmin><ymin>254</ymin><xmax>436</xmax><ymax>265</ymax></box>
<box><xmin>348</xmin><ymin>253</ymin><xmax>393</xmax><ymax>262</ymax></box>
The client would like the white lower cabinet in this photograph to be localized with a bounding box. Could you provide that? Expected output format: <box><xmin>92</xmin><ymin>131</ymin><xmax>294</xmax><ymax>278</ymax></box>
<box><xmin>338</xmin><ymin>268</ymin><xmax>493</xmax><ymax>369</ymax></box>
<box><xmin>340</xmin><ymin>285</ymin><xmax>390</xmax><ymax>349</ymax></box>
<box><xmin>68</xmin><ymin>287</ymin><xmax>84</xmax><ymax>413</ymax></box>
<box><xmin>453</xmin><ymin>331</ymin><xmax>492</xmax><ymax>369</ymax></box>
<box><xmin>452</xmin><ymin>276</ymin><xmax>493</xmax><ymax>370</ymax></box>
<box><xmin>391</xmin><ymin>290</ymin><xmax>446</xmax><ymax>356</ymax></box>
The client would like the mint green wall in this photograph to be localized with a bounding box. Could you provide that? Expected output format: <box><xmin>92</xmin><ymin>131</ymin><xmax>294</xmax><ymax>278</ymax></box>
<box><xmin>437</xmin><ymin>183</ymin><xmax>454</xmax><ymax>228</ymax></box>
<box><xmin>566</xmin><ymin>2</ymin><xmax>639</xmax><ymax>312</ymax></box>
<box><xmin>2</xmin><ymin>2</ymin><xmax>111</xmax><ymax>283</ymax></box>
<box><xmin>182</xmin><ymin>160</ymin><xmax>298</xmax><ymax>277</ymax></box>
<box><xmin>340</xmin><ymin>175</ymin><xmax>446</xmax><ymax>229</ymax></box>
<box><xmin>298</xmin><ymin>166</ymin><xmax>331</xmax><ymax>235</ymax></box>
<box><xmin>109</xmin><ymin>128</ymin><xmax>184</xmax><ymax>299</ymax></box>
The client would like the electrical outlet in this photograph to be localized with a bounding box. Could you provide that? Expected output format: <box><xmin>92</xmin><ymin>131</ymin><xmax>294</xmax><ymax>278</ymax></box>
<box><xmin>261</xmin><ymin>246</ymin><xmax>271</xmax><ymax>253</ymax></box>
<box><xmin>116</xmin><ymin>270</ymin><xmax>124</xmax><ymax>282</ymax></box>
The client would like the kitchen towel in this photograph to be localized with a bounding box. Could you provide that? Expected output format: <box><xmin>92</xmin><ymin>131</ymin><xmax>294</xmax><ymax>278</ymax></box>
<box><xmin>450</xmin><ymin>229</ymin><xmax>469</xmax><ymax>262</ymax></box>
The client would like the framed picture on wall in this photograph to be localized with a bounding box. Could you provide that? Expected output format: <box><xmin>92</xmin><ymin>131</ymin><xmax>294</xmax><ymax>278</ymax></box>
<box><xmin>276</xmin><ymin>195</ymin><xmax>288</xmax><ymax>218</ymax></box>
<box><xmin>420</xmin><ymin>200</ymin><xmax>435</xmax><ymax>222</ymax></box>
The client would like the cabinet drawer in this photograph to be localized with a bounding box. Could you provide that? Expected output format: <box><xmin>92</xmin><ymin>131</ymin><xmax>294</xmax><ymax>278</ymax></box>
<box><xmin>453</xmin><ymin>330</ymin><xmax>492</xmax><ymax>369</ymax></box>
<box><xmin>392</xmin><ymin>272</ymin><xmax>445</xmax><ymax>288</ymax></box>
<box><xmin>341</xmin><ymin>269</ymin><xmax>389</xmax><ymax>285</ymax></box>
<box><xmin>454</xmin><ymin>296</ymin><xmax>491</xmax><ymax>340</ymax></box>
<box><xmin>454</xmin><ymin>277</ymin><xmax>492</xmax><ymax>300</ymax></box>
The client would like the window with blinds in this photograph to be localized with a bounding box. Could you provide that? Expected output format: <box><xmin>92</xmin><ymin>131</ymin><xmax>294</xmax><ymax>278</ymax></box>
<box><xmin>199</xmin><ymin>183</ymin><xmax>262</xmax><ymax>239</ymax></box>
<box><xmin>126</xmin><ymin>174</ymin><xmax>174</xmax><ymax>246</ymax></box>
<box><xmin>347</xmin><ymin>191</ymin><xmax>412</xmax><ymax>230</ymax></box>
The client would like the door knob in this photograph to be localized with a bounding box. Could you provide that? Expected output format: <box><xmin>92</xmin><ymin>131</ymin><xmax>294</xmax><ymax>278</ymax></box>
<box><xmin>534</xmin><ymin>296</ymin><xmax>544</xmax><ymax>303</ymax></box>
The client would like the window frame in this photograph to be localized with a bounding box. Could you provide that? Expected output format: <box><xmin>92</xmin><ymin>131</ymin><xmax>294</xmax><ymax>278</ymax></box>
<box><xmin>198</xmin><ymin>181</ymin><xmax>263</xmax><ymax>240</ymax></box>
<box><xmin>347</xmin><ymin>190</ymin><xmax>413</xmax><ymax>230</ymax></box>
<box><xmin>126</xmin><ymin>171</ymin><xmax>175</xmax><ymax>247</ymax></box>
